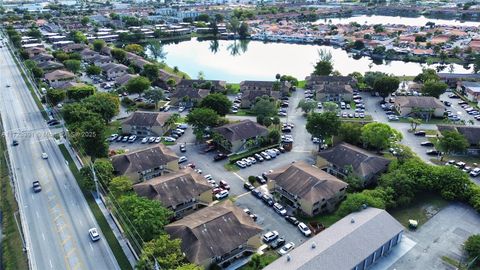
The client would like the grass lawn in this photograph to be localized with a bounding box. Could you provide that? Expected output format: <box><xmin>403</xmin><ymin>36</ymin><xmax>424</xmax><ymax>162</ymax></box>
<box><xmin>297</xmin><ymin>80</ymin><xmax>306</xmax><ymax>89</ymax></box>
<box><xmin>0</xmin><ymin>129</ymin><xmax>29</xmax><ymax>270</ymax></box>
<box><xmin>224</xmin><ymin>163</ymin><xmax>240</xmax><ymax>172</ymax></box>
<box><xmin>160</xmin><ymin>64</ymin><xmax>190</xmax><ymax>79</ymax></box>
<box><xmin>105</xmin><ymin>120</ymin><xmax>122</xmax><ymax>137</ymax></box>
<box><xmin>162</xmin><ymin>141</ymin><xmax>175</xmax><ymax>146</ymax></box>
<box><xmin>388</xmin><ymin>192</ymin><xmax>448</xmax><ymax>228</ymax></box>
<box><xmin>227</xmin><ymin>83</ymin><xmax>240</xmax><ymax>94</ymax></box>
<box><xmin>239</xmin><ymin>250</ymin><xmax>280</xmax><ymax>270</ymax></box>
<box><xmin>232</xmin><ymin>109</ymin><xmax>253</xmax><ymax>116</ymax></box>
<box><xmin>300</xmin><ymin>212</ymin><xmax>343</xmax><ymax>228</ymax></box>
<box><xmin>397</xmin><ymin>117</ymin><xmax>453</xmax><ymax>125</ymax></box>
<box><xmin>58</xmin><ymin>144</ymin><xmax>132</xmax><ymax>270</ymax></box>
<box><xmin>396</xmin><ymin>75</ymin><xmax>415</xmax><ymax>81</ymax></box>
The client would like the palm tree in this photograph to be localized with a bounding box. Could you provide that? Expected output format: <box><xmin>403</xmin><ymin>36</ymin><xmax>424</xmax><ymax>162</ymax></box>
<box><xmin>165</xmin><ymin>113</ymin><xmax>180</xmax><ymax>130</ymax></box>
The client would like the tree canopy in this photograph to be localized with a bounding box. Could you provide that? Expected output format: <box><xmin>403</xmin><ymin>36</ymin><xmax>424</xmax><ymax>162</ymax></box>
<box><xmin>297</xmin><ymin>99</ymin><xmax>317</xmax><ymax>114</ymax></box>
<box><xmin>186</xmin><ymin>108</ymin><xmax>220</xmax><ymax>139</ymax></box>
<box><xmin>373</xmin><ymin>75</ymin><xmax>399</xmax><ymax>100</ymax></box>
<box><xmin>125</xmin><ymin>76</ymin><xmax>151</xmax><ymax>96</ymax></box>
<box><xmin>142</xmin><ymin>64</ymin><xmax>159</xmax><ymax>82</ymax></box>
<box><xmin>312</xmin><ymin>49</ymin><xmax>333</xmax><ymax>76</ymax></box>
<box><xmin>437</xmin><ymin>130</ymin><xmax>469</xmax><ymax>155</ymax></box>
<box><xmin>421</xmin><ymin>81</ymin><xmax>448</xmax><ymax>98</ymax></box>
<box><xmin>306</xmin><ymin>111</ymin><xmax>340</xmax><ymax>141</ymax></box>
<box><xmin>200</xmin><ymin>93</ymin><xmax>232</xmax><ymax>116</ymax></box>
<box><xmin>361</xmin><ymin>122</ymin><xmax>402</xmax><ymax>151</ymax></box>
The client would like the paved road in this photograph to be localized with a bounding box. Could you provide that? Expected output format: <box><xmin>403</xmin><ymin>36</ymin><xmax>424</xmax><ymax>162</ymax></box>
<box><xmin>0</xmin><ymin>42</ymin><xmax>119</xmax><ymax>269</ymax></box>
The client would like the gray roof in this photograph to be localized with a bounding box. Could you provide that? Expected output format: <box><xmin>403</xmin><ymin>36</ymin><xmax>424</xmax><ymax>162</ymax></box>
<box><xmin>165</xmin><ymin>200</ymin><xmax>262</xmax><ymax>264</ymax></box>
<box><xmin>133</xmin><ymin>168</ymin><xmax>211</xmax><ymax>209</ymax></box>
<box><xmin>305</xmin><ymin>75</ymin><xmax>356</xmax><ymax>88</ymax></box>
<box><xmin>170</xmin><ymin>88</ymin><xmax>210</xmax><ymax>100</ymax></box>
<box><xmin>212</xmin><ymin>120</ymin><xmax>269</xmax><ymax>143</ymax></box>
<box><xmin>44</xmin><ymin>70</ymin><xmax>75</xmax><ymax>81</ymax></box>
<box><xmin>318</xmin><ymin>143</ymin><xmax>390</xmax><ymax>179</ymax></box>
<box><xmin>462</xmin><ymin>81</ymin><xmax>480</xmax><ymax>93</ymax></box>
<box><xmin>115</xmin><ymin>73</ymin><xmax>138</xmax><ymax>86</ymax></box>
<box><xmin>240</xmin><ymin>80</ymin><xmax>291</xmax><ymax>92</ymax></box>
<box><xmin>315</xmin><ymin>84</ymin><xmax>353</xmax><ymax>95</ymax></box>
<box><xmin>111</xmin><ymin>145</ymin><xmax>178</xmax><ymax>175</ymax></box>
<box><xmin>122</xmin><ymin>111</ymin><xmax>172</xmax><ymax>128</ymax></box>
<box><xmin>177</xmin><ymin>79</ymin><xmax>226</xmax><ymax>90</ymax></box>
<box><xmin>37</xmin><ymin>60</ymin><xmax>64</xmax><ymax>70</ymax></box>
<box><xmin>268</xmin><ymin>161</ymin><xmax>347</xmax><ymax>203</ymax></box>
<box><xmin>264</xmin><ymin>208</ymin><xmax>404</xmax><ymax>270</ymax></box>
<box><xmin>394</xmin><ymin>96</ymin><xmax>445</xmax><ymax>109</ymax></box>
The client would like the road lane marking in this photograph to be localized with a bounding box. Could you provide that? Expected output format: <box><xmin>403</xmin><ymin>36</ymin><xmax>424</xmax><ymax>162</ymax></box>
<box><xmin>236</xmin><ymin>192</ymin><xmax>251</xmax><ymax>199</ymax></box>
<box><xmin>49</xmin><ymin>259</ymin><xmax>53</xmax><ymax>269</ymax></box>
<box><xmin>36</xmin><ymin>211</ymin><xmax>39</xmax><ymax>218</ymax></box>
<box><xmin>233</xmin><ymin>172</ymin><xmax>246</xmax><ymax>182</ymax></box>
<box><xmin>42</xmin><ymin>233</ymin><xmax>46</xmax><ymax>241</ymax></box>
<box><xmin>89</xmin><ymin>242</ymin><xmax>93</xmax><ymax>251</ymax></box>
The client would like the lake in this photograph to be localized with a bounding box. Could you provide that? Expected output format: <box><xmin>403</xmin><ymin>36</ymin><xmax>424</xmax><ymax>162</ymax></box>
<box><xmin>318</xmin><ymin>15</ymin><xmax>480</xmax><ymax>27</ymax></box>
<box><xmin>160</xmin><ymin>38</ymin><xmax>473</xmax><ymax>83</ymax></box>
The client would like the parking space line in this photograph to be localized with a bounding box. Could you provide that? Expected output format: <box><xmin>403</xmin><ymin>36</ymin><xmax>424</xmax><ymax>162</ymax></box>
<box><xmin>233</xmin><ymin>172</ymin><xmax>245</xmax><ymax>182</ymax></box>
<box><xmin>236</xmin><ymin>192</ymin><xmax>251</xmax><ymax>199</ymax></box>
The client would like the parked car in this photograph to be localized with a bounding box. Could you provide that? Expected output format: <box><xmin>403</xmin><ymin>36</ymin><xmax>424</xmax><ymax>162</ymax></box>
<box><xmin>278</xmin><ymin>242</ymin><xmax>295</xmax><ymax>255</ymax></box>
<box><xmin>269</xmin><ymin>237</ymin><xmax>286</xmax><ymax>249</ymax></box>
<box><xmin>154</xmin><ymin>137</ymin><xmax>161</xmax><ymax>143</ymax></box>
<box><xmin>298</xmin><ymin>222</ymin><xmax>312</xmax><ymax>237</ymax></box>
<box><xmin>285</xmin><ymin>215</ymin><xmax>300</xmax><ymax>226</ymax></box>
<box><xmin>456</xmin><ymin>161</ymin><xmax>466</xmax><ymax>168</ymax></box>
<box><xmin>32</xmin><ymin>181</ymin><xmax>42</xmax><ymax>193</ymax></box>
<box><xmin>179</xmin><ymin>143</ymin><xmax>186</xmax><ymax>152</ymax></box>
<box><xmin>215</xmin><ymin>190</ymin><xmax>229</xmax><ymax>200</ymax></box>
<box><xmin>178</xmin><ymin>156</ymin><xmax>188</xmax><ymax>163</ymax></box>
<box><xmin>414</xmin><ymin>131</ymin><xmax>426</xmax><ymax>136</ymax></box>
<box><xmin>163</xmin><ymin>137</ymin><xmax>176</xmax><ymax>142</ymax></box>
<box><xmin>236</xmin><ymin>160</ymin><xmax>247</xmax><ymax>168</ymax></box>
<box><xmin>141</xmin><ymin>137</ymin><xmax>149</xmax><ymax>144</ymax></box>
<box><xmin>243</xmin><ymin>208</ymin><xmax>258</xmax><ymax>221</ymax></box>
<box><xmin>214</xmin><ymin>153</ymin><xmax>228</xmax><ymax>161</ymax></box>
<box><xmin>256</xmin><ymin>175</ymin><xmax>266</xmax><ymax>184</ymax></box>
<box><xmin>420</xmin><ymin>141</ymin><xmax>434</xmax><ymax>147</ymax></box>
<box><xmin>262</xmin><ymin>231</ymin><xmax>279</xmax><ymax>243</ymax></box>
<box><xmin>262</xmin><ymin>194</ymin><xmax>274</xmax><ymax>206</ymax></box>
<box><xmin>219</xmin><ymin>180</ymin><xmax>230</xmax><ymax>190</ymax></box>
<box><xmin>273</xmin><ymin>203</ymin><xmax>287</xmax><ymax>216</ymax></box>
<box><xmin>251</xmin><ymin>189</ymin><xmax>262</xmax><ymax>198</ymax></box>
<box><xmin>254</xmin><ymin>153</ymin><xmax>264</xmax><ymax>162</ymax></box>
<box><xmin>243</xmin><ymin>182</ymin><xmax>254</xmax><ymax>191</ymax></box>
<box><xmin>426</xmin><ymin>149</ymin><xmax>440</xmax><ymax>156</ymax></box>
<box><xmin>470</xmin><ymin>168</ymin><xmax>480</xmax><ymax>177</ymax></box>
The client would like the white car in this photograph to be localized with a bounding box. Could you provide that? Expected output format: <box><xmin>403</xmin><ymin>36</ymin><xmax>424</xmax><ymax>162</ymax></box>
<box><xmin>178</xmin><ymin>156</ymin><xmax>188</xmax><ymax>163</ymax></box>
<box><xmin>204</xmin><ymin>174</ymin><xmax>213</xmax><ymax>180</ymax></box>
<box><xmin>128</xmin><ymin>135</ymin><xmax>137</xmax><ymax>143</ymax></box>
<box><xmin>215</xmin><ymin>190</ymin><xmax>229</xmax><ymax>200</ymax></box>
<box><xmin>236</xmin><ymin>160</ymin><xmax>246</xmax><ymax>168</ymax></box>
<box><xmin>148</xmin><ymin>136</ymin><xmax>156</xmax><ymax>143</ymax></box>
<box><xmin>108</xmin><ymin>134</ymin><xmax>119</xmax><ymax>142</ymax></box>
<box><xmin>178</xmin><ymin>106</ymin><xmax>185</xmax><ymax>112</ymax></box>
<box><xmin>273</xmin><ymin>203</ymin><xmax>287</xmax><ymax>216</ymax></box>
<box><xmin>154</xmin><ymin>137</ymin><xmax>161</xmax><ymax>143</ymax></box>
<box><xmin>470</xmin><ymin>168</ymin><xmax>480</xmax><ymax>177</ymax></box>
<box><xmin>298</xmin><ymin>222</ymin><xmax>312</xmax><ymax>237</ymax></box>
<box><xmin>163</xmin><ymin>137</ymin><xmax>176</xmax><ymax>142</ymax></box>
<box><xmin>278</xmin><ymin>242</ymin><xmax>295</xmax><ymax>255</ymax></box>
<box><xmin>141</xmin><ymin>137</ymin><xmax>149</xmax><ymax>144</ymax></box>
<box><xmin>262</xmin><ymin>231</ymin><xmax>279</xmax><ymax>243</ymax></box>
<box><xmin>88</xmin><ymin>228</ymin><xmax>100</xmax><ymax>242</ymax></box>
<box><xmin>41</xmin><ymin>152</ymin><xmax>48</xmax><ymax>159</ymax></box>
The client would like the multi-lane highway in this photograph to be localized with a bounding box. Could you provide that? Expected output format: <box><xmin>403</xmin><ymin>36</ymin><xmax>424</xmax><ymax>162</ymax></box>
<box><xmin>0</xmin><ymin>38</ymin><xmax>120</xmax><ymax>269</ymax></box>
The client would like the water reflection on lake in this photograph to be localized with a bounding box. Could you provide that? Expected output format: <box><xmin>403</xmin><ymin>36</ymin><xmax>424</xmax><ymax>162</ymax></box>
<box><xmin>160</xmin><ymin>38</ymin><xmax>472</xmax><ymax>83</ymax></box>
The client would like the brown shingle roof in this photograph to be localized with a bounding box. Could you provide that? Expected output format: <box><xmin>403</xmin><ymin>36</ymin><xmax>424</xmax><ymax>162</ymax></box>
<box><xmin>111</xmin><ymin>145</ymin><xmax>178</xmax><ymax>175</ymax></box>
<box><xmin>44</xmin><ymin>70</ymin><xmax>75</xmax><ymax>81</ymax></box>
<box><xmin>315</xmin><ymin>84</ymin><xmax>353</xmax><ymax>95</ymax></box>
<box><xmin>212</xmin><ymin>120</ymin><xmax>269</xmax><ymax>142</ymax></box>
<box><xmin>170</xmin><ymin>88</ymin><xmax>210</xmax><ymax>100</ymax></box>
<box><xmin>318</xmin><ymin>143</ymin><xmax>390</xmax><ymax>179</ymax></box>
<box><xmin>165</xmin><ymin>200</ymin><xmax>262</xmax><ymax>264</ymax></box>
<box><xmin>133</xmin><ymin>168</ymin><xmax>211</xmax><ymax>209</ymax></box>
<box><xmin>123</xmin><ymin>111</ymin><xmax>172</xmax><ymax>128</ymax></box>
<box><xmin>115</xmin><ymin>73</ymin><xmax>138</xmax><ymax>86</ymax></box>
<box><xmin>268</xmin><ymin>161</ymin><xmax>347</xmax><ymax>203</ymax></box>
<box><xmin>394</xmin><ymin>96</ymin><xmax>445</xmax><ymax>109</ymax></box>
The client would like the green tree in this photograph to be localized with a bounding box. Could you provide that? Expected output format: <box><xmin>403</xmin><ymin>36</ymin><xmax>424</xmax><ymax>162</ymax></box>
<box><xmin>54</xmin><ymin>51</ymin><xmax>70</xmax><ymax>62</ymax></box>
<box><xmin>63</xmin><ymin>59</ymin><xmax>81</xmax><ymax>73</ymax></box>
<box><xmin>31</xmin><ymin>67</ymin><xmax>44</xmax><ymax>78</ymax></box>
<box><xmin>186</xmin><ymin>108</ymin><xmax>220</xmax><ymax>139</ymax></box>
<box><xmin>353</xmin><ymin>40</ymin><xmax>365</xmax><ymax>50</ymax></box>
<box><xmin>81</xmin><ymin>159</ymin><xmax>115</xmax><ymax>189</ymax></box>
<box><xmin>146</xmin><ymin>40</ymin><xmax>166</xmax><ymax>61</ymax></box>
<box><xmin>408</xmin><ymin>117</ymin><xmax>422</xmax><ymax>131</ymax></box>
<box><xmin>136</xmin><ymin>235</ymin><xmax>186</xmax><ymax>270</ymax></box>
<box><xmin>117</xmin><ymin>195</ymin><xmax>173</xmax><ymax>241</ymax></box>
<box><xmin>125</xmin><ymin>43</ymin><xmax>144</xmax><ymax>55</ymax></box>
<box><xmin>252</xmin><ymin>98</ymin><xmax>276</xmax><ymax>117</ymax></box>
<box><xmin>228</xmin><ymin>17</ymin><xmax>240</xmax><ymax>35</ymax></box>
<box><xmin>297</xmin><ymin>99</ymin><xmax>317</xmax><ymax>114</ymax></box>
<box><xmin>312</xmin><ymin>49</ymin><xmax>333</xmax><ymax>76</ymax></box>
<box><xmin>337</xmin><ymin>192</ymin><xmax>385</xmax><ymax>216</ymax></box>
<box><xmin>111</xmin><ymin>48</ymin><xmax>127</xmax><ymax>63</ymax></box>
<box><xmin>464</xmin><ymin>234</ymin><xmax>480</xmax><ymax>261</ymax></box>
<box><xmin>109</xmin><ymin>176</ymin><xmax>132</xmax><ymax>196</ymax></box>
<box><xmin>66</xmin><ymin>85</ymin><xmax>96</xmax><ymax>100</ymax></box>
<box><xmin>70</xmin><ymin>30</ymin><xmax>87</xmax><ymax>43</ymax></box>
<box><xmin>343</xmin><ymin>167</ymin><xmax>364</xmax><ymax>192</ymax></box>
<box><xmin>175</xmin><ymin>264</ymin><xmax>203</xmax><ymax>270</ymax></box>
<box><xmin>143</xmin><ymin>89</ymin><xmax>164</xmax><ymax>109</ymax></box>
<box><xmin>92</xmin><ymin>39</ymin><xmax>106</xmax><ymax>52</ymax></box>
<box><xmin>142</xmin><ymin>64</ymin><xmax>159</xmax><ymax>82</ymax></box>
<box><xmin>46</xmin><ymin>89</ymin><xmax>67</xmax><ymax>105</ymax></box>
<box><xmin>81</xmin><ymin>16</ymin><xmax>90</xmax><ymax>26</ymax></box>
<box><xmin>306</xmin><ymin>111</ymin><xmax>340</xmax><ymax>142</ymax></box>
<box><xmin>200</xmin><ymin>93</ymin><xmax>232</xmax><ymax>116</ymax></box>
<box><xmin>437</xmin><ymin>130</ymin><xmax>469</xmax><ymax>155</ymax></box>
<box><xmin>338</xmin><ymin>122</ymin><xmax>363</xmax><ymax>145</ymax></box>
<box><xmin>86</xmin><ymin>65</ymin><xmax>102</xmax><ymax>76</ymax></box>
<box><xmin>322</xmin><ymin>101</ymin><xmax>339</xmax><ymax>112</ymax></box>
<box><xmin>238</xmin><ymin>22</ymin><xmax>249</xmax><ymax>39</ymax></box>
<box><xmin>373</xmin><ymin>75</ymin><xmax>400</xmax><ymax>101</ymax></box>
<box><xmin>267</xmin><ymin>129</ymin><xmax>281</xmax><ymax>144</ymax></box>
<box><xmin>83</xmin><ymin>93</ymin><xmax>120</xmax><ymax>124</ymax></box>
<box><xmin>364</xmin><ymin>71</ymin><xmax>385</xmax><ymax>89</ymax></box>
<box><xmin>78</xmin><ymin>117</ymin><xmax>108</xmax><ymax>160</ymax></box>
<box><xmin>421</xmin><ymin>81</ymin><xmax>448</xmax><ymax>98</ymax></box>
<box><xmin>125</xmin><ymin>76</ymin><xmax>151</xmax><ymax>96</ymax></box>
<box><xmin>361</xmin><ymin>122</ymin><xmax>402</xmax><ymax>151</ymax></box>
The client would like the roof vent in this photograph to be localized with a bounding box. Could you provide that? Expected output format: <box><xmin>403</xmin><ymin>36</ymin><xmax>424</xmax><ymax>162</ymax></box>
<box><xmin>286</xmin><ymin>254</ymin><xmax>291</xmax><ymax>262</ymax></box>
<box><xmin>311</xmin><ymin>242</ymin><xmax>316</xmax><ymax>249</ymax></box>
<box><xmin>351</xmin><ymin>217</ymin><xmax>355</xmax><ymax>224</ymax></box>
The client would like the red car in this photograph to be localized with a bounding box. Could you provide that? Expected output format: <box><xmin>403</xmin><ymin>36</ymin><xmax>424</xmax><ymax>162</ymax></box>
<box><xmin>187</xmin><ymin>163</ymin><xmax>196</xmax><ymax>169</ymax></box>
<box><xmin>219</xmin><ymin>180</ymin><xmax>230</xmax><ymax>190</ymax></box>
<box><xmin>212</xmin><ymin>188</ymin><xmax>224</xmax><ymax>194</ymax></box>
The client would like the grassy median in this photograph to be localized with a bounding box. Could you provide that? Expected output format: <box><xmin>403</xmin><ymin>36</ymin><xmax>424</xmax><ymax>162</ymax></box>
<box><xmin>0</xmin><ymin>120</ymin><xmax>29</xmax><ymax>270</ymax></box>
<box><xmin>58</xmin><ymin>144</ymin><xmax>132</xmax><ymax>270</ymax></box>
